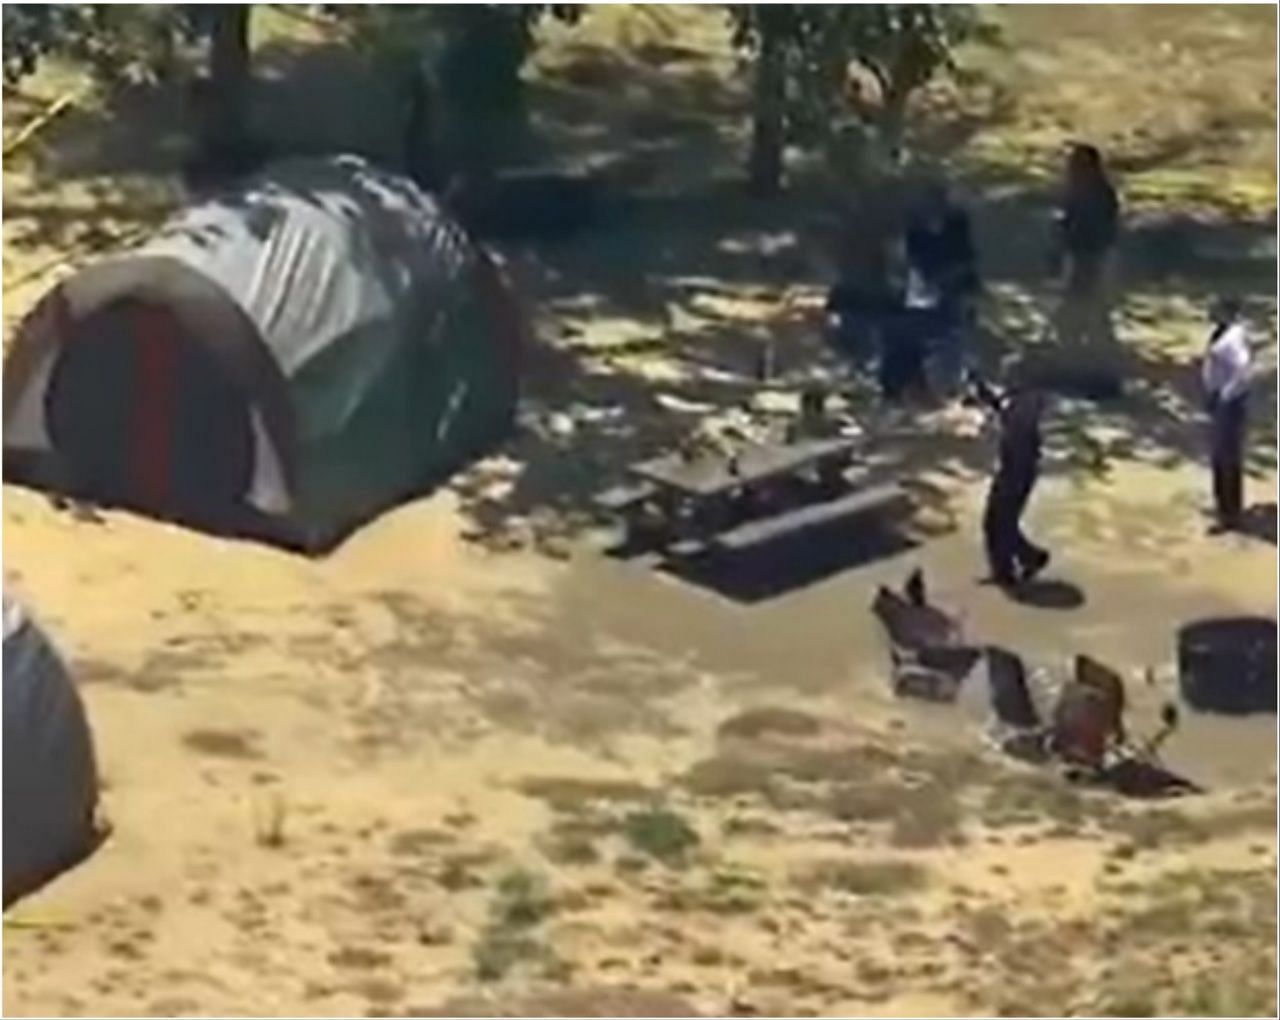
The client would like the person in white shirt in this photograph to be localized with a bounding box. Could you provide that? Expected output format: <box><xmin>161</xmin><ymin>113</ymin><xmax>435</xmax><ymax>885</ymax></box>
<box><xmin>1201</xmin><ymin>296</ymin><xmax>1252</xmax><ymax>532</ymax></box>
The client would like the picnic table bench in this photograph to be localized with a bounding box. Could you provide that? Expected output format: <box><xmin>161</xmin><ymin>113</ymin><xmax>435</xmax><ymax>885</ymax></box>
<box><xmin>597</xmin><ymin>436</ymin><xmax>907</xmax><ymax>554</ymax></box>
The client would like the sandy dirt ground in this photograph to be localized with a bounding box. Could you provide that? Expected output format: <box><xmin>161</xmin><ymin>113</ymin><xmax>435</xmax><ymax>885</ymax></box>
<box><xmin>3</xmin><ymin>412</ymin><xmax>1276</xmax><ymax>1017</ymax></box>
<box><xmin>3</xmin><ymin>6</ymin><xmax>1277</xmax><ymax>1017</ymax></box>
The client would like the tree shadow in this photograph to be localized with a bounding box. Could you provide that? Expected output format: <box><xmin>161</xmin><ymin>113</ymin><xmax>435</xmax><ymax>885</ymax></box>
<box><xmin>657</xmin><ymin>516</ymin><xmax>919</xmax><ymax>605</ymax></box>
<box><xmin>5</xmin><ymin>8</ymin><xmax>1274</xmax><ymax>560</ymax></box>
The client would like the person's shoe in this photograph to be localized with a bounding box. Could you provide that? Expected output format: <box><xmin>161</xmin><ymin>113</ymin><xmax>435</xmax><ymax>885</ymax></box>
<box><xmin>1020</xmin><ymin>548</ymin><xmax>1051</xmax><ymax>582</ymax></box>
<box><xmin>983</xmin><ymin>570</ymin><xmax>1018</xmax><ymax>588</ymax></box>
<box><xmin>1208</xmin><ymin>517</ymin><xmax>1241</xmax><ymax>536</ymax></box>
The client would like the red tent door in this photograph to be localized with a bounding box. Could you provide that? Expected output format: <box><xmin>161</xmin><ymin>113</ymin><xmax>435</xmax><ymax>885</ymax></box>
<box><xmin>47</xmin><ymin>298</ymin><xmax>253</xmax><ymax>520</ymax></box>
<box><xmin>123</xmin><ymin>301</ymin><xmax>255</xmax><ymax>521</ymax></box>
<box><xmin>129</xmin><ymin>303</ymin><xmax>179</xmax><ymax>509</ymax></box>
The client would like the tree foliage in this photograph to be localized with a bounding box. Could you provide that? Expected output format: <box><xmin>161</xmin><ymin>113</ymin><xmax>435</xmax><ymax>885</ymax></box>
<box><xmin>2</xmin><ymin>4</ymin><xmax>215</xmax><ymax>86</ymax></box>
<box><xmin>328</xmin><ymin>5</ymin><xmax>582</xmax><ymax>179</ymax></box>
<box><xmin>727</xmin><ymin>4</ymin><xmax>993</xmax><ymax>190</ymax></box>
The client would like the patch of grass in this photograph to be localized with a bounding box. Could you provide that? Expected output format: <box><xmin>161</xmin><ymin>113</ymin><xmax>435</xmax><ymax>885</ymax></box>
<box><xmin>517</xmin><ymin>775</ymin><xmax>655</xmax><ymax>811</ymax></box>
<box><xmin>826</xmin><ymin>781</ymin><xmax>906</xmax><ymax>823</ymax></box>
<box><xmin>1108</xmin><ymin>802</ymin><xmax>1279</xmax><ymax>852</ymax></box>
<box><xmin>437</xmin><ymin>855</ymin><xmax>485</xmax><ymax>892</ymax></box>
<box><xmin>182</xmin><ymin>728</ymin><xmax>262</xmax><ymax>760</ymax></box>
<box><xmin>960</xmin><ymin>905</ymin><xmax>1016</xmax><ymax>951</ymax></box>
<box><xmin>796</xmin><ymin>858</ymin><xmax>928</xmax><ymax>897</ymax></box>
<box><xmin>717</xmin><ymin>706</ymin><xmax>823</xmax><ymax>741</ymax></box>
<box><xmin>622</xmin><ymin>805</ymin><xmax>699</xmax><ymax>865</ymax></box>
<box><xmin>658</xmin><ymin>863</ymin><xmax>768</xmax><ymax>915</ymax></box>
<box><xmin>683</xmin><ymin>740</ymin><xmax>904</xmax><ymax>810</ymax></box>
<box><xmin>614</xmin><ymin>852</ymin><xmax>650</xmax><ymax>875</ymax></box>
<box><xmin>328</xmin><ymin>945</ymin><xmax>391</xmax><ymax>971</ymax></box>
<box><xmin>539</xmin><ymin>823</ymin><xmax>601</xmax><ymax>866</ymax></box>
<box><xmin>472</xmin><ymin>867</ymin><xmax>558</xmax><ymax>982</ymax></box>
<box><xmin>721</xmin><ymin>814</ymin><xmax>781</xmax><ymax>838</ymax></box>
<box><xmin>473</xmin><ymin>930</ymin><xmax>545</xmax><ymax>983</ymax></box>
<box><xmin>1167</xmin><ymin>969</ymin><xmax>1279</xmax><ymax>1018</ymax></box>
<box><xmin>701</xmin><ymin>863</ymin><xmax>768</xmax><ymax>914</ymax></box>
<box><xmin>252</xmin><ymin>793</ymin><xmax>288</xmax><ymax>849</ymax></box>
<box><xmin>980</xmin><ymin>772</ymin><xmax>1106</xmax><ymax>832</ymax></box>
<box><xmin>492</xmin><ymin>868</ymin><xmax>555</xmax><ymax>928</ymax></box>
<box><xmin>889</xmin><ymin>781</ymin><xmax>965</xmax><ymax>849</ymax></box>
<box><xmin>682</xmin><ymin>754</ymin><xmax>779</xmax><ymax>801</ymax></box>
<box><xmin>387</xmin><ymin>828</ymin><xmax>455</xmax><ymax>857</ymax></box>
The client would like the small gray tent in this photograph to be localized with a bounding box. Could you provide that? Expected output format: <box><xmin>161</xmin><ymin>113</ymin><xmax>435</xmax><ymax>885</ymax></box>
<box><xmin>3</xmin><ymin>155</ymin><xmax>523</xmax><ymax>551</ymax></box>
<box><xmin>3</xmin><ymin>593</ymin><xmax>101</xmax><ymax>908</ymax></box>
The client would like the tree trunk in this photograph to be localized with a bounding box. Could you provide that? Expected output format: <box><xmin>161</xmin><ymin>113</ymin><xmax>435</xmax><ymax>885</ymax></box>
<box><xmin>877</xmin><ymin>88</ymin><xmax>909</xmax><ymax>170</ymax></box>
<box><xmin>747</xmin><ymin>23</ymin><xmax>785</xmax><ymax>197</ymax></box>
<box><xmin>198</xmin><ymin>5</ymin><xmax>252</xmax><ymax>178</ymax></box>
<box><xmin>404</xmin><ymin>58</ymin><xmax>444</xmax><ymax>191</ymax></box>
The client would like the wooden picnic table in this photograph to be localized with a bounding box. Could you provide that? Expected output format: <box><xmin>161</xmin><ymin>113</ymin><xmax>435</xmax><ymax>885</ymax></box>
<box><xmin>612</xmin><ymin>435</ymin><xmax>901</xmax><ymax>554</ymax></box>
<box><xmin>629</xmin><ymin>436</ymin><xmax>858</xmax><ymax>500</ymax></box>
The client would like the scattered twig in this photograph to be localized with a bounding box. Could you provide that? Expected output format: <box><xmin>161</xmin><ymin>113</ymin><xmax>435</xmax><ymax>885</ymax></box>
<box><xmin>3</xmin><ymin>89</ymin><xmax>86</xmax><ymax>159</ymax></box>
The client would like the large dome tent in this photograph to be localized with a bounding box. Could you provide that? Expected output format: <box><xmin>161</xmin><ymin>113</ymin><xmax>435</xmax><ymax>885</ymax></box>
<box><xmin>3</xmin><ymin>592</ymin><xmax>102</xmax><ymax>908</ymax></box>
<box><xmin>3</xmin><ymin>155</ymin><xmax>523</xmax><ymax>552</ymax></box>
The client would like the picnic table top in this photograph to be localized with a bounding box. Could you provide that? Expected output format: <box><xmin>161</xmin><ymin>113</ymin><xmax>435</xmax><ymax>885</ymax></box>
<box><xmin>629</xmin><ymin>436</ymin><xmax>857</xmax><ymax>498</ymax></box>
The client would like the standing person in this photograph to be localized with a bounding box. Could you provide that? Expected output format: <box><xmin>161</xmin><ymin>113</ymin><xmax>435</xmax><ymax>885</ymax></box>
<box><xmin>1201</xmin><ymin>296</ymin><xmax>1252</xmax><ymax>533</ymax></box>
<box><xmin>825</xmin><ymin>188</ymin><xmax>899</xmax><ymax>372</ymax></box>
<box><xmin>973</xmin><ymin>378</ymin><xmax>1051</xmax><ymax>587</ymax></box>
<box><xmin>1052</xmin><ymin>144</ymin><xmax>1121</xmax><ymax>373</ymax></box>
<box><xmin>905</xmin><ymin>179</ymin><xmax>980</xmax><ymax>395</ymax></box>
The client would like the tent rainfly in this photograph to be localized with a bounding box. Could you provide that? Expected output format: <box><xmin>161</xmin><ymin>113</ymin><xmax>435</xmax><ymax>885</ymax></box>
<box><xmin>3</xmin><ymin>155</ymin><xmax>523</xmax><ymax>552</ymax></box>
<box><xmin>3</xmin><ymin>593</ymin><xmax>101</xmax><ymax>908</ymax></box>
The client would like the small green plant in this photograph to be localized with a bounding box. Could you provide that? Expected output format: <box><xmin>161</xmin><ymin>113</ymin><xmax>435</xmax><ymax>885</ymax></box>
<box><xmin>539</xmin><ymin>816</ymin><xmax>604</xmax><ymax>866</ymax></box>
<box><xmin>253</xmin><ymin>793</ymin><xmax>288</xmax><ymax>848</ymax></box>
<box><xmin>798</xmin><ymin>858</ymin><xmax>927</xmax><ymax>897</ymax></box>
<box><xmin>702</xmin><ymin>863</ymin><xmax>768</xmax><ymax>914</ymax></box>
<box><xmin>437</xmin><ymin>857</ymin><xmax>479</xmax><ymax>891</ymax></box>
<box><xmin>622</xmin><ymin>805</ymin><xmax>699</xmax><ymax>865</ymax></box>
<box><xmin>493</xmin><ymin>868</ymin><xmax>554</xmax><ymax>928</ymax></box>
<box><xmin>473</xmin><ymin>930</ymin><xmax>542</xmax><ymax>982</ymax></box>
<box><xmin>472</xmin><ymin>866</ymin><xmax>557</xmax><ymax>982</ymax></box>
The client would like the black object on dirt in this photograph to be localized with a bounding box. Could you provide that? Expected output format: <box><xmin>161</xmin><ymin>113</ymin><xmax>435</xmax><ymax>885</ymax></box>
<box><xmin>450</xmin><ymin>169</ymin><xmax>601</xmax><ymax>239</ymax></box>
<box><xmin>1240</xmin><ymin>502</ymin><xmax>1278</xmax><ymax>545</ymax></box>
<box><xmin>1177</xmin><ymin>616</ymin><xmax>1277</xmax><ymax>714</ymax></box>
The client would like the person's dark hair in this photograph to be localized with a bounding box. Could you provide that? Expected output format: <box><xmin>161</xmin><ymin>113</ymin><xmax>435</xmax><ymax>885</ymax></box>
<box><xmin>1211</xmin><ymin>294</ymin><xmax>1243</xmax><ymax>323</ymax></box>
<box><xmin>1066</xmin><ymin>143</ymin><xmax>1108</xmax><ymax>189</ymax></box>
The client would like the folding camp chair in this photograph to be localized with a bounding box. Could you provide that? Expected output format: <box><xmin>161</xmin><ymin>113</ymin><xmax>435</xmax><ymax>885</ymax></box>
<box><xmin>1049</xmin><ymin>655</ymin><xmax>1128</xmax><ymax>771</ymax></box>
<box><xmin>983</xmin><ymin>645</ymin><xmax>1052</xmax><ymax>762</ymax></box>
<box><xmin>871</xmin><ymin>578</ymin><xmax>981</xmax><ymax>702</ymax></box>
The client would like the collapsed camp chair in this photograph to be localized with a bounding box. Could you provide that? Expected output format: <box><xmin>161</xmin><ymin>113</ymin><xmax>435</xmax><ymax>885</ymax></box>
<box><xmin>983</xmin><ymin>645</ymin><xmax>1053</xmax><ymax>762</ymax></box>
<box><xmin>1049</xmin><ymin>654</ymin><xmax>1127</xmax><ymax>771</ymax></box>
<box><xmin>983</xmin><ymin>648</ymin><xmax>1200</xmax><ymax>797</ymax></box>
<box><xmin>871</xmin><ymin>572</ymin><xmax>982</xmax><ymax>702</ymax></box>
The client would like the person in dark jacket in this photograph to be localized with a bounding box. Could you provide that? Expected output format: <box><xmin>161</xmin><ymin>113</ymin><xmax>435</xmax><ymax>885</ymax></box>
<box><xmin>973</xmin><ymin>377</ymin><xmax>1051</xmax><ymax>586</ymax></box>
<box><xmin>1053</xmin><ymin>144</ymin><xmax>1120</xmax><ymax>358</ymax></box>
<box><xmin>905</xmin><ymin>180</ymin><xmax>979</xmax><ymax>394</ymax></box>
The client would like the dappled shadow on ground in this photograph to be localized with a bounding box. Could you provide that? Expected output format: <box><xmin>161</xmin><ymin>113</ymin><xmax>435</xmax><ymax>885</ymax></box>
<box><xmin>652</xmin><ymin>517</ymin><xmax>919</xmax><ymax>605</ymax></box>
<box><xmin>1239</xmin><ymin>502</ymin><xmax>1278</xmax><ymax>546</ymax></box>
<box><xmin>4</xmin><ymin>6</ymin><xmax>1274</xmax><ymax>558</ymax></box>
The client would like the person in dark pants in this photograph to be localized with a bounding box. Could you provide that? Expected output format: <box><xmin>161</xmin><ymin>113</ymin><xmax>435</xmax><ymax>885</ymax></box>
<box><xmin>974</xmin><ymin>379</ymin><xmax>1051</xmax><ymax>586</ymax></box>
<box><xmin>1052</xmin><ymin>143</ymin><xmax>1122</xmax><ymax>393</ymax></box>
<box><xmin>1201</xmin><ymin>297</ymin><xmax>1252</xmax><ymax>533</ymax></box>
<box><xmin>905</xmin><ymin>180</ymin><xmax>980</xmax><ymax>394</ymax></box>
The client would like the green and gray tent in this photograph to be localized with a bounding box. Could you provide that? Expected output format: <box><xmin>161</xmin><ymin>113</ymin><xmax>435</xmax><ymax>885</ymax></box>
<box><xmin>3</xmin><ymin>155</ymin><xmax>522</xmax><ymax>551</ymax></box>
